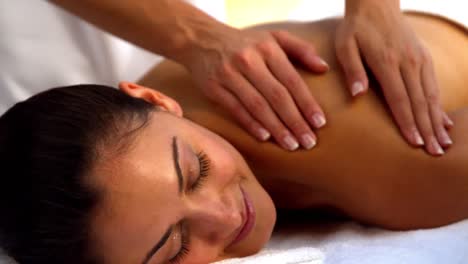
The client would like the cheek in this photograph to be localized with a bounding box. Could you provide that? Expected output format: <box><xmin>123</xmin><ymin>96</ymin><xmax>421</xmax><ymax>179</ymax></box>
<box><xmin>185</xmin><ymin>241</ymin><xmax>220</xmax><ymax>263</ymax></box>
<box><xmin>209</xmin><ymin>147</ymin><xmax>240</xmax><ymax>184</ymax></box>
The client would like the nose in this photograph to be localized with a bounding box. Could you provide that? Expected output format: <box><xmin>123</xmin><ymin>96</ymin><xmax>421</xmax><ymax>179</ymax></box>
<box><xmin>187</xmin><ymin>189</ymin><xmax>242</xmax><ymax>243</ymax></box>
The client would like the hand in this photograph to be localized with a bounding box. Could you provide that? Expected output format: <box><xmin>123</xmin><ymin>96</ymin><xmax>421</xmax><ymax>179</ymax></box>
<box><xmin>336</xmin><ymin>0</ymin><xmax>454</xmax><ymax>156</ymax></box>
<box><xmin>182</xmin><ymin>26</ymin><xmax>329</xmax><ymax>151</ymax></box>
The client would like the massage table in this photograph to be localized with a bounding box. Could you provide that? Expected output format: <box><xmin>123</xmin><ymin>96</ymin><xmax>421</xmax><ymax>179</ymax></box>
<box><xmin>1</xmin><ymin>1</ymin><xmax>466</xmax><ymax>263</ymax></box>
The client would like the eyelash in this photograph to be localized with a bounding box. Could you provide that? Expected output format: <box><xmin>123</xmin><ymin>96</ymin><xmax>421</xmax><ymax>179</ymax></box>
<box><xmin>168</xmin><ymin>223</ymin><xmax>190</xmax><ymax>264</ymax></box>
<box><xmin>190</xmin><ymin>150</ymin><xmax>210</xmax><ymax>192</ymax></box>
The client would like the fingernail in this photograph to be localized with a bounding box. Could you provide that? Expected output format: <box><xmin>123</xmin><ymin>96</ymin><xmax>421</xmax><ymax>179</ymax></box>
<box><xmin>311</xmin><ymin>113</ymin><xmax>326</xmax><ymax>128</ymax></box>
<box><xmin>301</xmin><ymin>134</ymin><xmax>317</xmax><ymax>150</ymax></box>
<box><xmin>351</xmin><ymin>81</ymin><xmax>365</xmax><ymax>96</ymax></box>
<box><xmin>318</xmin><ymin>57</ymin><xmax>329</xmax><ymax>67</ymax></box>
<box><xmin>430</xmin><ymin>137</ymin><xmax>444</xmax><ymax>155</ymax></box>
<box><xmin>446</xmin><ymin>116</ymin><xmax>455</xmax><ymax>127</ymax></box>
<box><xmin>440</xmin><ymin>130</ymin><xmax>453</xmax><ymax>145</ymax></box>
<box><xmin>412</xmin><ymin>130</ymin><xmax>425</xmax><ymax>146</ymax></box>
<box><xmin>257</xmin><ymin>127</ymin><xmax>271</xmax><ymax>141</ymax></box>
<box><xmin>283</xmin><ymin>135</ymin><xmax>299</xmax><ymax>151</ymax></box>
<box><xmin>311</xmin><ymin>55</ymin><xmax>329</xmax><ymax>68</ymax></box>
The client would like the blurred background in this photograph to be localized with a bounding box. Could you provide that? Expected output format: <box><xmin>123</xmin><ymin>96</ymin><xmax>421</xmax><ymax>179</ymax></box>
<box><xmin>225</xmin><ymin>0</ymin><xmax>466</xmax><ymax>27</ymax></box>
<box><xmin>226</xmin><ymin>0</ymin><xmax>305</xmax><ymax>28</ymax></box>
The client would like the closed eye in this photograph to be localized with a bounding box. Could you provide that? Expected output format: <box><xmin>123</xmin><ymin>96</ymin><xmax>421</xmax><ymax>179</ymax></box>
<box><xmin>168</xmin><ymin>222</ymin><xmax>190</xmax><ymax>264</ymax></box>
<box><xmin>190</xmin><ymin>150</ymin><xmax>210</xmax><ymax>191</ymax></box>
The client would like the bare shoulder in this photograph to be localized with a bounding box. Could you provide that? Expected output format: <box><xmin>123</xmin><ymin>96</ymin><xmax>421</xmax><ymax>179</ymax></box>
<box><xmin>138</xmin><ymin>13</ymin><xmax>468</xmax><ymax>218</ymax></box>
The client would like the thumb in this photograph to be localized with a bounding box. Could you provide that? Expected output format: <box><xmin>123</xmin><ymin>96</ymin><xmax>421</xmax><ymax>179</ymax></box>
<box><xmin>335</xmin><ymin>36</ymin><xmax>369</xmax><ymax>96</ymax></box>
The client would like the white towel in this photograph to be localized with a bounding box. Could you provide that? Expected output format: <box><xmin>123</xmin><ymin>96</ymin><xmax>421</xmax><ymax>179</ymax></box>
<box><xmin>213</xmin><ymin>218</ymin><xmax>468</xmax><ymax>264</ymax></box>
<box><xmin>214</xmin><ymin>247</ymin><xmax>324</xmax><ymax>264</ymax></box>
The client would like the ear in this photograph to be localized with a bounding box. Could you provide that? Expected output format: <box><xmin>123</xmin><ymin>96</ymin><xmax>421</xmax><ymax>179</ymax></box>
<box><xmin>119</xmin><ymin>82</ymin><xmax>183</xmax><ymax>117</ymax></box>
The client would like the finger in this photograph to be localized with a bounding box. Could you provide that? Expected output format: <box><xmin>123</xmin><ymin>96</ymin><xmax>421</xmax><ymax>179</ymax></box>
<box><xmin>271</xmin><ymin>30</ymin><xmax>329</xmax><ymax>73</ymax></box>
<box><xmin>247</xmin><ymin>59</ymin><xmax>318</xmax><ymax>150</ymax></box>
<box><xmin>443</xmin><ymin>112</ymin><xmax>455</xmax><ymax>129</ymax></box>
<box><xmin>221</xmin><ymin>65</ymin><xmax>302</xmax><ymax>151</ymax></box>
<box><xmin>421</xmin><ymin>58</ymin><xmax>453</xmax><ymax>148</ymax></box>
<box><xmin>335</xmin><ymin>36</ymin><xmax>369</xmax><ymax>97</ymax></box>
<box><xmin>233</xmin><ymin>52</ymin><xmax>318</xmax><ymax>150</ymax></box>
<box><xmin>263</xmin><ymin>41</ymin><xmax>327</xmax><ymax>130</ymax></box>
<box><xmin>206</xmin><ymin>83</ymin><xmax>271</xmax><ymax>141</ymax></box>
<box><xmin>402</xmin><ymin>64</ymin><xmax>444</xmax><ymax>156</ymax></box>
<box><xmin>371</xmin><ymin>62</ymin><xmax>424</xmax><ymax>148</ymax></box>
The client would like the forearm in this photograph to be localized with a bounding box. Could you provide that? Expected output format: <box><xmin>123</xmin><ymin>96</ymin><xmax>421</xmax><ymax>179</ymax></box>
<box><xmin>49</xmin><ymin>0</ymin><xmax>231</xmax><ymax>64</ymax></box>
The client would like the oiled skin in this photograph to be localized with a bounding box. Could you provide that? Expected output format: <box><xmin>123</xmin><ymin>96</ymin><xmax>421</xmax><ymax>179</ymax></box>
<box><xmin>139</xmin><ymin>12</ymin><xmax>468</xmax><ymax>230</ymax></box>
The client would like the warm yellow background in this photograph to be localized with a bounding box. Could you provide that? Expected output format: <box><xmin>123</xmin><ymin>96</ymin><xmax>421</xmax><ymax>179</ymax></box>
<box><xmin>225</xmin><ymin>0</ymin><xmax>302</xmax><ymax>28</ymax></box>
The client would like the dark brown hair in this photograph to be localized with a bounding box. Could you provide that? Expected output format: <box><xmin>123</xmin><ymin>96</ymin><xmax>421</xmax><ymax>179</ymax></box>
<box><xmin>0</xmin><ymin>84</ymin><xmax>154</xmax><ymax>263</ymax></box>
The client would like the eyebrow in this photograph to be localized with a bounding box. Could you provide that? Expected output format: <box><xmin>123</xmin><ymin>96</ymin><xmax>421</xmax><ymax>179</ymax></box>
<box><xmin>172</xmin><ymin>136</ymin><xmax>184</xmax><ymax>194</ymax></box>
<box><xmin>141</xmin><ymin>136</ymin><xmax>184</xmax><ymax>264</ymax></box>
<box><xmin>142</xmin><ymin>226</ymin><xmax>173</xmax><ymax>264</ymax></box>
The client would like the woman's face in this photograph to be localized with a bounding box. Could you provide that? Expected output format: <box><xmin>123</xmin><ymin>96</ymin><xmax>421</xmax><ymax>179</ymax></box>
<box><xmin>88</xmin><ymin>83</ymin><xmax>276</xmax><ymax>264</ymax></box>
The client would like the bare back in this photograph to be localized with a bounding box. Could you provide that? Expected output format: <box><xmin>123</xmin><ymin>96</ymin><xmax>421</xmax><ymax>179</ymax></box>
<box><xmin>140</xmin><ymin>13</ymin><xmax>468</xmax><ymax>230</ymax></box>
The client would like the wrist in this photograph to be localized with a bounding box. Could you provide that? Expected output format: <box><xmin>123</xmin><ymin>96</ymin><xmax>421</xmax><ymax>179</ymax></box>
<box><xmin>160</xmin><ymin>1</ymin><xmax>235</xmax><ymax>68</ymax></box>
<box><xmin>170</xmin><ymin>19</ymin><xmax>239</xmax><ymax>71</ymax></box>
<box><xmin>169</xmin><ymin>19</ymin><xmax>233</xmax><ymax>66</ymax></box>
<box><xmin>345</xmin><ymin>0</ymin><xmax>400</xmax><ymax>18</ymax></box>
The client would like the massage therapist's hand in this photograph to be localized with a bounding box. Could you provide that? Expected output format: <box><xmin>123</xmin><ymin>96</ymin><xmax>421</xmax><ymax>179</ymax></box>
<box><xmin>336</xmin><ymin>0</ymin><xmax>454</xmax><ymax>156</ymax></box>
<box><xmin>180</xmin><ymin>25</ymin><xmax>329</xmax><ymax>151</ymax></box>
<box><xmin>49</xmin><ymin>0</ymin><xmax>328</xmax><ymax>151</ymax></box>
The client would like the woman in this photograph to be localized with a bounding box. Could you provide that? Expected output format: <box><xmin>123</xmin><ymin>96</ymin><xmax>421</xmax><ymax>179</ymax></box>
<box><xmin>0</xmin><ymin>12</ymin><xmax>467</xmax><ymax>264</ymax></box>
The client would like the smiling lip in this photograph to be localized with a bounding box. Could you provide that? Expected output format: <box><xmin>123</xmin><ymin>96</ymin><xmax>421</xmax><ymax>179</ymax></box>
<box><xmin>228</xmin><ymin>186</ymin><xmax>256</xmax><ymax>247</ymax></box>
